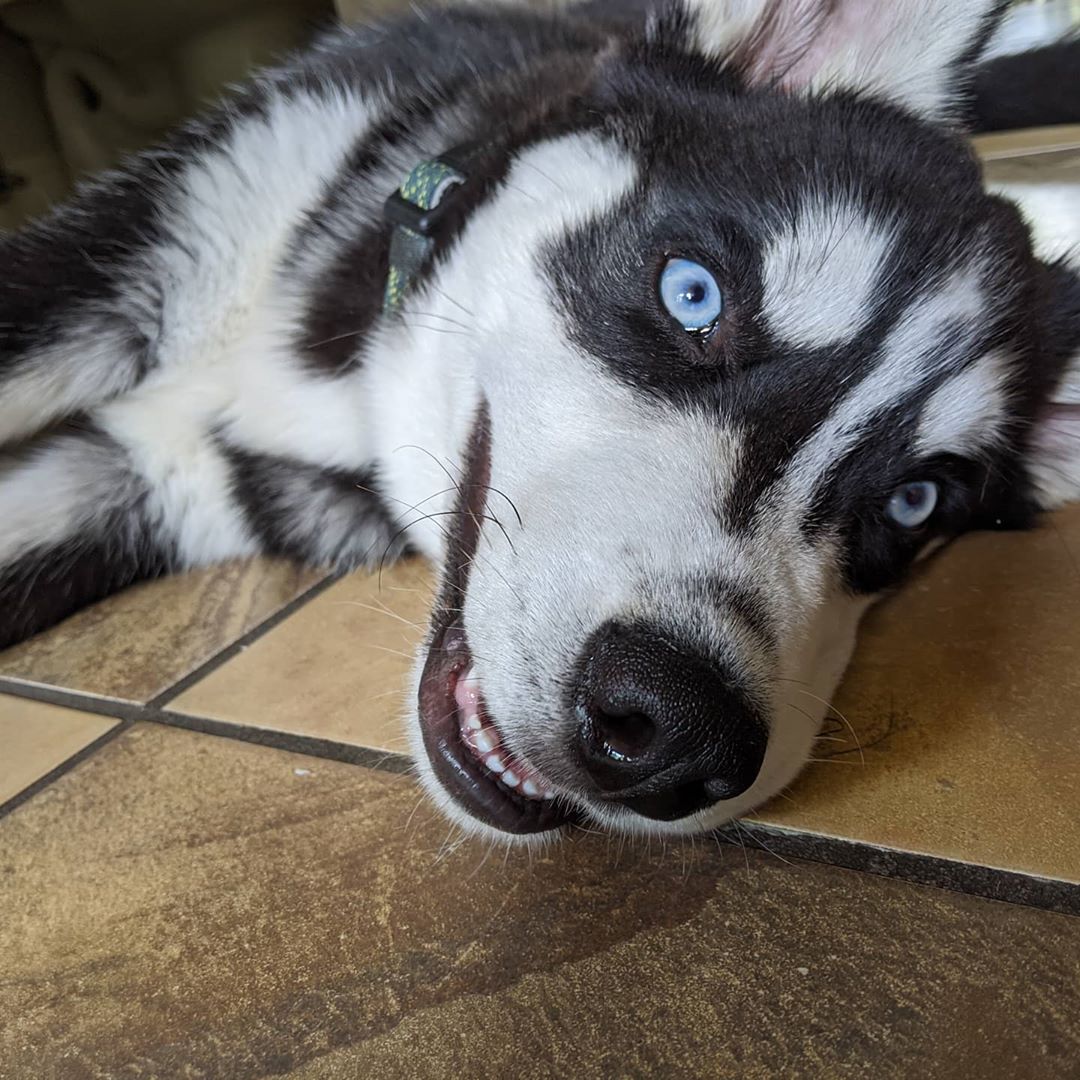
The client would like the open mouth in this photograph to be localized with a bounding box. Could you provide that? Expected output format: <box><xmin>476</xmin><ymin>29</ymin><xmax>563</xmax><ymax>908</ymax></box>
<box><xmin>416</xmin><ymin>405</ymin><xmax>573</xmax><ymax>836</ymax></box>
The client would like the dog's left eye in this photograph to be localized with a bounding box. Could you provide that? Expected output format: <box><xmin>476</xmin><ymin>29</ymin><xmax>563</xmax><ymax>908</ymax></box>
<box><xmin>659</xmin><ymin>258</ymin><xmax>723</xmax><ymax>333</ymax></box>
<box><xmin>887</xmin><ymin>481</ymin><xmax>939</xmax><ymax>528</ymax></box>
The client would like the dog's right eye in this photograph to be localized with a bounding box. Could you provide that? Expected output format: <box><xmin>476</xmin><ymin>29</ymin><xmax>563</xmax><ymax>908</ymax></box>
<box><xmin>887</xmin><ymin>481</ymin><xmax>939</xmax><ymax>529</ymax></box>
<box><xmin>659</xmin><ymin>258</ymin><xmax>723</xmax><ymax>334</ymax></box>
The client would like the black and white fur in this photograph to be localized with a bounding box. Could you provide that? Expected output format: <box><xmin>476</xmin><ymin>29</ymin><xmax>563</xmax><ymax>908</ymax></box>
<box><xmin>2</xmin><ymin>0</ymin><xmax>1079</xmax><ymax>841</ymax></box>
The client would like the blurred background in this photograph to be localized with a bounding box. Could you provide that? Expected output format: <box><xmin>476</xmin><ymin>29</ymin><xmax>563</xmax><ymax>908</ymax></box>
<box><xmin>0</xmin><ymin>0</ymin><xmax>1077</xmax><ymax>231</ymax></box>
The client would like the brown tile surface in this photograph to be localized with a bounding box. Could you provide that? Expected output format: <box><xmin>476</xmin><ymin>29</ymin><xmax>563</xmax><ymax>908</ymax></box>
<box><xmin>0</xmin><ymin>696</ymin><xmax>116</xmax><ymax>806</ymax></box>
<box><xmin>170</xmin><ymin>512</ymin><xmax>1080</xmax><ymax>888</ymax></box>
<box><xmin>759</xmin><ymin>505</ymin><xmax>1080</xmax><ymax>883</ymax></box>
<box><xmin>0</xmin><ymin>558</ymin><xmax>324</xmax><ymax>703</ymax></box>
<box><xmin>167</xmin><ymin>558</ymin><xmax>433</xmax><ymax>754</ymax></box>
<box><xmin>2</xmin><ymin>723</ymin><xmax>1078</xmax><ymax>1079</ymax></box>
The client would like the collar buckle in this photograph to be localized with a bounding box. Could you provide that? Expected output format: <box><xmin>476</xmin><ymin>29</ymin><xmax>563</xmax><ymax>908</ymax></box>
<box><xmin>382</xmin><ymin>157</ymin><xmax>469</xmax><ymax>314</ymax></box>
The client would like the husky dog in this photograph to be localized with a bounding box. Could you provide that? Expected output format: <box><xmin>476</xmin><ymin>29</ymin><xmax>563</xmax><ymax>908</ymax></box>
<box><xmin>2</xmin><ymin>0</ymin><xmax>1079</xmax><ymax>841</ymax></box>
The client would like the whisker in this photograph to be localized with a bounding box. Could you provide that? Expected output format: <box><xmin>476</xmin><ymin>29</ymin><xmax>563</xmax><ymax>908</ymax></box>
<box><xmin>399</xmin><ymin>308</ymin><xmax>474</xmax><ymax>332</ymax></box>
<box><xmin>795</xmin><ymin>689</ymin><xmax>864</xmax><ymax>765</ymax></box>
<box><xmin>334</xmin><ymin>598</ymin><xmax>426</xmax><ymax>631</ymax></box>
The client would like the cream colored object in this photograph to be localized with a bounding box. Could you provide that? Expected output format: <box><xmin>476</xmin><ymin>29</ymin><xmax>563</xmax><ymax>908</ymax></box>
<box><xmin>334</xmin><ymin>0</ymin><xmax>415</xmax><ymax>20</ymax></box>
<box><xmin>974</xmin><ymin>126</ymin><xmax>1080</xmax><ymax>262</ymax></box>
<box><xmin>0</xmin><ymin>695</ymin><xmax>115</xmax><ymax>805</ymax></box>
<box><xmin>0</xmin><ymin>0</ymin><xmax>331</xmax><ymax>225</ymax></box>
<box><xmin>0</xmin><ymin>29</ymin><xmax>68</xmax><ymax>230</ymax></box>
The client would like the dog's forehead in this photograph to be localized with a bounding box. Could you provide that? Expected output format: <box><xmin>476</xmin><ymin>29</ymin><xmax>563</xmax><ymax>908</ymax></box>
<box><xmin>526</xmin><ymin>112</ymin><xmax>1033</xmax><ymax>561</ymax></box>
<box><xmin>545</xmin><ymin>119</ymin><xmax>1018</xmax><ymax>406</ymax></box>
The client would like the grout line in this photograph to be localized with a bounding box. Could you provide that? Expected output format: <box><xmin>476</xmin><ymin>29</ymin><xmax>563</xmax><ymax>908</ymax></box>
<box><xmin>0</xmin><ymin>571</ymin><xmax>343</xmax><ymax>721</ymax></box>
<box><xmin>0</xmin><ymin>682</ymin><xmax>1075</xmax><ymax>914</ymax></box>
<box><xmin>0</xmin><ymin>571</ymin><xmax>346</xmax><ymax>821</ymax></box>
<box><xmin>0</xmin><ymin>719</ymin><xmax>134</xmax><ymax>821</ymax></box>
<box><xmin>0</xmin><ymin>679</ymin><xmax>147</xmax><ymax>723</ymax></box>
<box><xmin>147</xmin><ymin>708</ymin><xmax>415</xmax><ymax>773</ymax></box>
<box><xmin>146</xmin><ymin>571</ymin><xmax>346</xmax><ymax>709</ymax></box>
<box><xmin>718</xmin><ymin>822</ymin><xmax>1079</xmax><ymax>918</ymax></box>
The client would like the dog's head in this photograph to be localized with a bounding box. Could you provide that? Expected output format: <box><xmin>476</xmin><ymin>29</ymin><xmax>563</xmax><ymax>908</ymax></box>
<box><xmin>405</xmin><ymin>0</ymin><xmax>1080</xmax><ymax>840</ymax></box>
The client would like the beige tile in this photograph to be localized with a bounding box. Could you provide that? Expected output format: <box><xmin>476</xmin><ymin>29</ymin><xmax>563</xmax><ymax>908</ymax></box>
<box><xmin>0</xmin><ymin>558</ymin><xmax>324</xmax><ymax>704</ymax></box>
<box><xmin>167</xmin><ymin>558</ymin><xmax>433</xmax><ymax>753</ymax></box>
<box><xmin>1</xmin><ymin>722</ymin><xmax>1078</xmax><ymax>1078</ymax></box>
<box><xmin>0</xmin><ymin>695</ymin><xmax>116</xmax><ymax>806</ymax></box>
<box><xmin>981</xmin><ymin>140</ymin><xmax>1080</xmax><ymax>260</ymax></box>
<box><xmin>170</xmin><ymin>512</ymin><xmax>1080</xmax><ymax>885</ymax></box>
<box><xmin>973</xmin><ymin>124</ymin><xmax>1080</xmax><ymax>161</ymax></box>
<box><xmin>759</xmin><ymin>505</ymin><xmax>1080</xmax><ymax>883</ymax></box>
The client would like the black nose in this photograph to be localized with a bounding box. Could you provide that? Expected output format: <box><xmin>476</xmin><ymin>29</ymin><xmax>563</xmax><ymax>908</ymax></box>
<box><xmin>572</xmin><ymin>622</ymin><xmax>767</xmax><ymax>821</ymax></box>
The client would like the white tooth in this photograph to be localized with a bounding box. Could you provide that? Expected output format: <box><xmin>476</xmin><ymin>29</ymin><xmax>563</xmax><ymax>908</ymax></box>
<box><xmin>541</xmin><ymin>790</ymin><xmax>556</xmax><ymax>800</ymax></box>
<box><xmin>502</xmin><ymin>770</ymin><xmax>520</xmax><ymax>788</ymax></box>
<box><xmin>521</xmin><ymin>779</ymin><xmax>540</xmax><ymax>798</ymax></box>
<box><xmin>466</xmin><ymin>716</ymin><xmax>482</xmax><ymax>732</ymax></box>
<box><xmin>485</xmin><ymin>754</ymin><xmax>507</xmax><ymax>773</ymax></box>
<box><xmin>475</xmin><ymin>731</ymin><xmax>496</xmax><ymax>754</ymax></box>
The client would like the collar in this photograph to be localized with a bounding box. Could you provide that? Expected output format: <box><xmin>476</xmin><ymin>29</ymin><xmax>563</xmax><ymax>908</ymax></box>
<box><xmin>382</xmin><ymin>146</ymin><xmax>485</xmax><ymax>315</ymax></box>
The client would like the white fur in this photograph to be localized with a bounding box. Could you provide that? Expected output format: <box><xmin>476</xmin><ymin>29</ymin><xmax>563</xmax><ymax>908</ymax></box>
<box><xmin>916</xmin><ymin>348</ymin><xmax>1011</xmax><ymax>459</ymax></box>
<box><xmin>364</xmin><ymin>131</ymin><xmax>643</xmax><ymax>559</ymax></box>
<box><xmin>776</xmin><ymin>261</ymin><xmax>988</xmax><ymax>524</ymax></box>
<box><xmin>762</xmin><ymin>197</ymin><xmax>895</xmax><ymax>348</ymax></box>
<box><xmin>148</xmin><ymin>89</ymin><xmax>380</xmax><ymax>375</ymax></box>
<box><xmin>96</xmin><ymin>379</ymin><xmax>257</xmax><ymax>565</ymax></box>
<box><xmin>0</xmin><ymin>317</ymin><xmax>145</xmax><ymax>446</ymax></box>
<box><xmin>1030</xmin><ymin>350</ymin><xmax>1080</xmax><ymax>509</ymax></box>
<box><xmin>0</xmin><ymin>436</ymin><xmax>139</xmax><ymax>564</ymax></box>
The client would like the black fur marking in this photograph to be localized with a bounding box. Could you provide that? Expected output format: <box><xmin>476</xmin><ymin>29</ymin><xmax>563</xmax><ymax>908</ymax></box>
<box><xmin>693</xmin><ymin>574</ymin><xmax>777</xmax><ymax>654</ymax></box>
<box><xmin>545</xmin><ymin>68</ymin><xmax>1033</xmax><ymax>542</ymax></box>
<box><xmin>968</xmin><ymin>38</ymin><xmax>1080</xmax><ymax>132</ymax></box>
<box><xmin>223</xmin><ymin>444</ymin><xmax>402</xmax><ymax>568</ymax></box>
<box><xmin>295</xmin><ymin>14</ymin><xmax>619</xmax><ymax>376</ymax></box>
<box><xmin>0</xmin><ymin>427</ymin><xmax>175</xmax><ymax>649</ymax></box>
<box><xmin>0</xmin><ymin>522</ymin><xmax>176</xmax><ymax>652</ymax></box>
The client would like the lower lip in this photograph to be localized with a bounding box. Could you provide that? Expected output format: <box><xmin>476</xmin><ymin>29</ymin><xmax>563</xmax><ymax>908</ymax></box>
<box><xmin>417</xmin><ymin>626</ymin><xmax>571</xmax><ymax>835</ymax></box>
<box><xmin>415</xmin><ymin>404</ymin><xmax>571</xmax><ymax>834</ymax></box>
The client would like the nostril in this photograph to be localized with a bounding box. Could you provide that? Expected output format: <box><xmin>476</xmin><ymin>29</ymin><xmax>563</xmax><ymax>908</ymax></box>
<box><xmin>572</xmin><ymin>621</ymin><xmax>768</xmax><ymax>807</ymax></box>
<box><xmin>583</xmin><ymin>696</ymin><xmax>656</xmax><ymax>762</ymax></box>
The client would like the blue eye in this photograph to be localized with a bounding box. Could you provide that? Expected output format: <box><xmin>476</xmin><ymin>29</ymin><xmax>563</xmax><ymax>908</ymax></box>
<box><xmin>887</xmin><ymin>481</ymin><xmax>939</xmax><ymax>529</ymax></box>
<box><xmin>659</xmin><ymin>257</ymin><xmax>723</xmax><ymax>333</ymax></box>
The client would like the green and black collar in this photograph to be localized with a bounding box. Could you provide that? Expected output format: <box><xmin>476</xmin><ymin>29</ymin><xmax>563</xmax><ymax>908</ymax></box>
<box><xmin>381</xmin><ymin>145</ymin><xmax>489</xmax><ymax>315</ymax></box>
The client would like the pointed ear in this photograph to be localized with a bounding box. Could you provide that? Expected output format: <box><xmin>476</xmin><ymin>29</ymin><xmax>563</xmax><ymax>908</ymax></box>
<box><xmin>1028</xmin><ymin>261</ymin><xmax>1080</xmax><ymax>510</ymax></box>
<box><xmin>681</xmin><ymin>0</ymin><xmax>1006</xmax><ymax>121</ymax></box>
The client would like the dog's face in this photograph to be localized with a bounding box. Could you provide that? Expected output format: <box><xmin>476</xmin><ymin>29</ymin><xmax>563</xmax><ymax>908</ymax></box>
<box><xmin>408</xmin><ymin>0</ymin><xmax>1080</xmax><ymax>841</ymax></box>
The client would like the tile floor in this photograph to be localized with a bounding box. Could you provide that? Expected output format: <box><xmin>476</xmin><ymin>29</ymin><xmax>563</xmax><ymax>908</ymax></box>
<box><xmin>3</xmin><ymin>723</ymin><xmax>1079</xmax><ymax>1078</ymax></box>
<box><xmin>2</xmin><ymin>503</ymin><xmax>1079</xmax><ymax>1074</ymax></box>
<box><xmin>3</xmin><ymin>131</ymin><xmax>1080</xmax><ymax>1074</ymax></box>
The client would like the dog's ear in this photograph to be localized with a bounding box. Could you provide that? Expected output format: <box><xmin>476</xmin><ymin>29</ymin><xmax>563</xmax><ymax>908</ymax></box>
<box><xmin>681</xmin><ymin>0</ymin><xmax>1005</xmax><ymax>121</ymax></box>
<box><xmin>1027</xmin><ymin>261</ymin><xmax>1080</xmax><ymax>510</ymax></box>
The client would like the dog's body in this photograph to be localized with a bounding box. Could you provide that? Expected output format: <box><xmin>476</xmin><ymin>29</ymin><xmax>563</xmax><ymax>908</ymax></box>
<box><xmin>3</xmin><ymin>0</ymin><xmax>1080</xmax><ymax>841</ymax></box>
